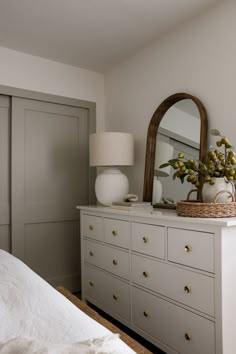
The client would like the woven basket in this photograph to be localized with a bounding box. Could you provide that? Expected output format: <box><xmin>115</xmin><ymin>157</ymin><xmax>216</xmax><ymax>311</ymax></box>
<box><xmin>177</xmin><ymin>189</ymin><xmax>236</xmax><ymax>218</ymax></box>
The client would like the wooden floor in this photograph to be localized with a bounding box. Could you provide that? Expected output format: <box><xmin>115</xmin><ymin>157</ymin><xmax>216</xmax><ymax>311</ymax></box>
<box><xmin>73</xmin><ymin>291</ymin><xmax>165</xmax><ymax>354</ymax></box>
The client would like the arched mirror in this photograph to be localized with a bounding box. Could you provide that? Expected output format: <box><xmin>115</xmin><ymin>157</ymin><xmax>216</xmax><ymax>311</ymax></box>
<box><xmin>143</xmin><ymin>93</ymin><xmax>208</xmax><ymax>208</ymax></box>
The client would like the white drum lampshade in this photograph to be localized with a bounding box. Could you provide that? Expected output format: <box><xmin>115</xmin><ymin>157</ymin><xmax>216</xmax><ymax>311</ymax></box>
<box><xmin>153</xmin><ymin>141</ymin><xmax>174</xmax><ymax>203</ymax></box>
<box><xmin>89</xmin><ymin>132</ymin><xmax>134</xmax><ymax>206</ymax></box>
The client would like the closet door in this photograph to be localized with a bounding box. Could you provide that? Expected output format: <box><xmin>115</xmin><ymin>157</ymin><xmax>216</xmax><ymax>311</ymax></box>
<box><xmin>0</xmin><ymin>95</ymin><xmax>10</xmax><ymax>252</ymax></box>
<box><xmin>12</xmin><ymin>97</ymin><xmax>92</xmax><ymax>291</ymax></box>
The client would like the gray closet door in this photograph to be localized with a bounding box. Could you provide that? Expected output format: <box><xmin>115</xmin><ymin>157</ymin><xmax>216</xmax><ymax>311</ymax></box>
<box><xmin>12</xmin><ymin>97</ymin><xmax>91</xmax><ymax>291</ymax></box>
<box><xmin>0</xmin><ymin>95</ymin><xmax>10</xmax><ymax>252</ymax></box>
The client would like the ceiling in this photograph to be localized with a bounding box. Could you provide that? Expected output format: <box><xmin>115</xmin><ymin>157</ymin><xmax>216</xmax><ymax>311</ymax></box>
<box><xmin>0</xmin><ymin>0</ymin><xmax>221</xmax><ymax>73</ymax></box>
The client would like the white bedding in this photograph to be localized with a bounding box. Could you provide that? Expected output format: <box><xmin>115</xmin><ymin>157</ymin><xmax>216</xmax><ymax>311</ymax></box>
<box><xmin>0</xmin><ymin>250</ymin><xmax>135</xmax><ymax>353</ymax></box>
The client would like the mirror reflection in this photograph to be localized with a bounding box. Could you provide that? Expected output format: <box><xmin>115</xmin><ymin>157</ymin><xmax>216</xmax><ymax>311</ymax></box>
<box><xmin>153</xmin><ymin>99</ymin><xmax>201</xmax><ymax>205</ymax></box>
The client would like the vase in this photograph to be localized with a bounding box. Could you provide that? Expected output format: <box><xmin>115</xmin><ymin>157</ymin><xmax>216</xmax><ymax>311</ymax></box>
<box><xmin>152</xmin><ymin>176</ymin><xmax>162</xmax><ymax>204</ymax></box>
<box><xmin>202</xmin><ymin>178</ymin><xmax>235</xmax><ymax>203</ymax></box>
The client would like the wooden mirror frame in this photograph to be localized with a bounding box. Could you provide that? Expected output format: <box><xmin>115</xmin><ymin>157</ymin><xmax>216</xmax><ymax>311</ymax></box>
<box><xmin>143</xmin><ymin>92</ymin><xmax>208</xmax><ymax>206</ymax></box>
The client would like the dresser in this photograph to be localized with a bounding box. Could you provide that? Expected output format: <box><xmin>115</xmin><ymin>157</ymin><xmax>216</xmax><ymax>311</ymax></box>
<box><xmin>78</xmin><ymin>206</ymin><xmax>236</xmax><ymax>354</ymax></box>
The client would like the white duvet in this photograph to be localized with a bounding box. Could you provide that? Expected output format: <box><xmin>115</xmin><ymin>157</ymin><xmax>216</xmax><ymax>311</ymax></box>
<box><xmin>0</xmin><ymin>335</ymin><xmax>122</xmax><ymax>354</ymax></box>
<box><xmin>0</xmin><ymin>250</ymin><xmax>135</xmax><ymax>353</ymax></box>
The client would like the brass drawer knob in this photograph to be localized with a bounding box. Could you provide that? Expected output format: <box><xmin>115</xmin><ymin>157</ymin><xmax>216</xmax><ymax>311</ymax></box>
<box><xmin>113</xmin><ymin>259</ymin><xmax>118</xmax><ymax>265</ymax></box>
<box><xmin>184</xmin><ymin>245</ymin><xmax>191</xmax><ymax>253</ymax></box>
<box><xmin>112</xmin><ymin>230</ymin><xmax>118</xmax><ymax>236</ymax></box>
<box><xmin>89</xmin><ymin>281</ymin><xmax>94</xmax><ymax>287</ymax></box>
<box><xmin>113</xmin><ymin>294</ymin><xmax>118</xmax><ymax>300</ymax></box>
<box><xmin>143</xmin><ymin>271</ymin><xmax>149</xmax><ymax>278</ymax></box>
<box><xmin>143</xmin><ymin>311</ymin><xmax>149</xmax><ymax>317</ymax></box>
<box><xmin>184</xmin><ymin>333</ymin><xmax>191</xmax><ymax>341</ymax></box>
<box><xmin>142</xmin><ymin>236</ymin><xmax>148</xmax><ymax>243</ymax></box>
<box><xmin>89</xmin><ymin>225</ymin><xmax>94</xmax><ymax>231</ymax></box>
<box><xmin>89</xmin><ymin>251</ymin><xmax>94</xmax><ymax>256</ymax></box>
<box><xmin>184</xmin><ymin>285</ymin><xmax>191</xmax><ymax>294</ymax></box>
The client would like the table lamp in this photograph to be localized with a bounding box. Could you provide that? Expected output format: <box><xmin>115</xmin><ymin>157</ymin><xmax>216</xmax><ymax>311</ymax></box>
<box><xmin>153</xmin><ymin>141</ymin><xmax>174</xmax><ymax>203</ymax></box>
<box><xmin>89</xmin><ymin>132</ymin><xmax>134</xmax><ymax>206</ymax></box>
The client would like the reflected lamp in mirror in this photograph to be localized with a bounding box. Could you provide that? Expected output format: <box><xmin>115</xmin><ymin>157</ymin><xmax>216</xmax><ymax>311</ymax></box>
<box><xmin>89</xmin><ymin>132</ymin><xmax>134</xmax><ymax>206</ymax></box>
<box><xmin>153</xmin><ymin>141</ymin><xmax>174</xmax><ymax>204</ymax></box>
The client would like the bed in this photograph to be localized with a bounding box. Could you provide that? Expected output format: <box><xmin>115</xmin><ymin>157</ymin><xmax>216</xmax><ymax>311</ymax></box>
<box><xmin>0</xmin><ymin>249</ymin><xmax>151</xmax><ymax>353</ymax></box>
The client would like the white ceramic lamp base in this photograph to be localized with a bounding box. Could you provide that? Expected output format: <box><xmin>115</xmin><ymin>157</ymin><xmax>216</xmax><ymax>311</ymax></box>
<box><xmin>152</xmin><ymin>176</ymin><xmax>162</xmax><ymax>204</ymax></box>
<box><xmin>95</xmin><ymin>168</ymin><xmax>129</xmax><ymax>206</ymax></box>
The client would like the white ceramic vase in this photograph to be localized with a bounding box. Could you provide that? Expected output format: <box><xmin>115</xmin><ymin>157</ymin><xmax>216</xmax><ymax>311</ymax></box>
<box><xmin>152</xmin><ymin>176</ymin><xmax>162</xmax><ymax>204</ymax></box>
<box><xmin>202</xmin><ymin>177</ymin><xmax>235</xmax><ymax>203</ymax></box>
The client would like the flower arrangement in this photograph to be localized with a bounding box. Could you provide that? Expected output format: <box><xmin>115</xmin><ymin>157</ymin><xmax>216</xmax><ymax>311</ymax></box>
<box><xmin>160</xmin><ymin>129</ymin><xmax>236</xmax><ymax>191</ymax></box>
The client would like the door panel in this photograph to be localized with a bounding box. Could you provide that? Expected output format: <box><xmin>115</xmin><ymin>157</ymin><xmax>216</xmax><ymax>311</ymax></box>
<box><xmin>0</xmin><ymin>95</ymin><xmax>10</xmax><ymax>251</ymax></box>
<box><xmin>24</xmin><ymin>221</ymin><xmax>80</xmax><ymax>288</ymax></box>
<box><xmin>0</xmin><ymin>226</ymin><xmax>10</xmax><ymax>252</ymax></box>
<box><xmin>12</xmin><ymin>97</ymin><xmax>92</xmax><ymax>291</ymax></box>
<box><xmin>24</xmin><ymin>107</ymin><xmax>88</xmax><ymax>220</ymax></box>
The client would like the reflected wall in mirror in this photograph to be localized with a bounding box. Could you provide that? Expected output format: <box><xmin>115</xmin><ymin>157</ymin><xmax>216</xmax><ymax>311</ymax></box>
<box><xmin>143</xmin><ymin>93</ymin><xmax>208</xmax><ymax>208</ymax></box>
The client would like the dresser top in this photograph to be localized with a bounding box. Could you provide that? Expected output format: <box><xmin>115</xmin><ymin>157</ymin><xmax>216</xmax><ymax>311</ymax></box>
<box><xmin>77</xmin><ymin>205</ymin><xmax>236</xmax><ymax>227</ymax></box>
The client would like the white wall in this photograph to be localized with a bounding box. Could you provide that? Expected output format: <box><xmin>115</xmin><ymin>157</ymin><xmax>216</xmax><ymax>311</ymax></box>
<box><xmin>0</xmin><ymin>47</ymin><xmax>105</xmax><ymax>130</ymax></box>
<box><xmin>105</xmin><ymin>0</ymin><xmax>236</xmax><ymax>199</ymax></box>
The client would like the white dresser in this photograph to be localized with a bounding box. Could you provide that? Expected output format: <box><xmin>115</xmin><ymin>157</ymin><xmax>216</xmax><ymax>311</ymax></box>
<box><xmin>78</xmin><ymin>206</ymin><xmax>236</xmax><ymax>354</ymax></box>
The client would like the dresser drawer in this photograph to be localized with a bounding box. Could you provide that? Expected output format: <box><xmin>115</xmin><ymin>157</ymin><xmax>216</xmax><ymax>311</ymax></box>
<box><xmin>132</xmin><ymin>254</ymin><xmax>214</xmax><ymax>316</ymax></box>
<box><xmin>102</xmin><ymin>245</ymin><xmax>130</xmax><ymax>280</ymax></box>
<box><xmin>84</xmin><ymin>265</ymin><xmax>130</xmax><ymax>321</ymax></box>
<box><xmin>102</xmin><ymin>273</ymin><xmax>130</xmax><ymax>321</ymax></box>
<box><xmin>104</xmin><ymin>218</ymin><xmax>130</xmax><ymax>249</ymax></box>
<box><xmin>132</xmin><ymin>286</ymin><xmax>215</xmax><ymax>354</ymax></box>
<box><xmin>82</xmin><ymin>214</ymin><xmax>103</xmax><ymax>241</ymax></box>
<box><xmin>84</xmin><ymin>239</ymin><xmax>130</xmax><ymax>279</ymax></box>
<box><xmin>84</xmin><ymin>264</ymin><xmax>104</xmax><ymax>301</ymax></box>
<box><xmin>168</xmin><ymin>228</ymin><xmax>214</xmax><ymax>273</ymax></box>
<box><xmin>84</xmin><ymin>239</ymin><xmax>104</xmax><ymax>268</ymax></box>
<box><xmin>131</xmin><ymin>222</ymin><xmax>165</xmax><ymax>259</ymax></box>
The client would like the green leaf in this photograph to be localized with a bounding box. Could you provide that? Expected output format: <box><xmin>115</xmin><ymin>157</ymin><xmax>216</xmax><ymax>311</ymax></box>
<box><xmin>159</xmin><ymin>162</ymin><xmax>170</xmax><ymax>169</ymax></box>
<box><xmin>180</xmin><ymin>173</ymin><xmax>187</xmax><ymax>184</ymax></box>
<box><xmin>184</xmin><ymin>163</ymin><xmax>192</xmax><ymax>169</ymax></box>
<box><xmin>168</xmin><ymin>158</ymin><xmax>180</xmax><ymax>164</ymax></box>
<box><xmin>209</xmin><ymin>129</ymin><xmax>221</xmax><ymax>136</ymax></box>
<box><xmin>172</xmin><ymin>171</ymin><xmax>178</xmax><ymax>180</ymax></box>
